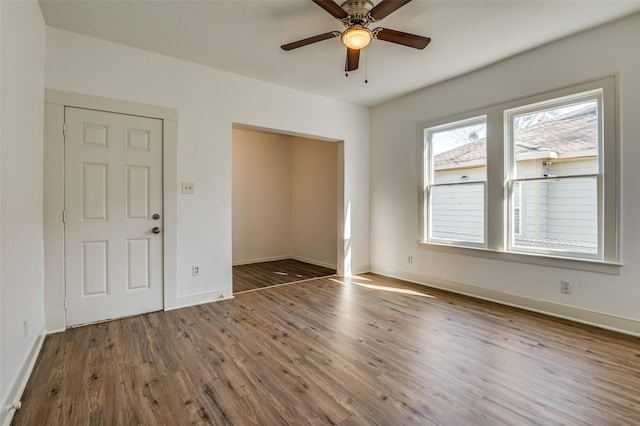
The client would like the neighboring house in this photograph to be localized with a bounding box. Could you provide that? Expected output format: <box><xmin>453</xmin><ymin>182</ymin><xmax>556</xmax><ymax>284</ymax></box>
<box><xmin>432</xmin><ymin>104</ymin><xmax>598</xmax><ymax>253</ymax></box>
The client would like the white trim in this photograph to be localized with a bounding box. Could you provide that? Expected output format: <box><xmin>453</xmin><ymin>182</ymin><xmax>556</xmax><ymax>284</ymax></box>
<box><xmin>43</xmin><ymin>103</ymin><xmax>66</xmax><ymax>329</ymax></box>
<box><xmin>45</xmin><ymin>89</ymin><xmax>177</xmax><ymax>121</ymax></box>
<box><xmin>232</xmin><ymin>255</ymin><xmax>291</xmax><ymax>266</ymax></box>
<box><xmin>162</xmin><ymin>119</ymin><xmax>178</xmax><ymax>310</ymax></box>
<box><xmin>43</xmin><ymin>89</ymin><xmax>179</xmax><ymax>329</ymax></box>
<box><xmin>370</xmin><ymin>266</ymin><xmax>640</xmax><ymax>337</ymax></box>
<box><xmin>175</xmin><ymin>291</ymin><xmax>234</xmax><ymax>309</ymax></box>
<box><xmin>233</xmin><ymin>256</ymin><xmax>337</xmax><ymax>271</ymax></box>
<box><xmin>417</xmin><ymin>241</ymin><xmax>621</xmax><ymax>274</ymax></box>
<box><xmin>290</xmin><ymin>255</ymin><xmax>337</xmax><ymax>270</ymax></box>
<box><xmin>1</xmin><ymin>327</ymin><xmax>46</xmax><ymax>426</ymax></box>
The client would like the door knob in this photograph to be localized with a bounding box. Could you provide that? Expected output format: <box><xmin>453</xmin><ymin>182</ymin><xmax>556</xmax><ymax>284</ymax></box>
<box><xmin>152</xmin><ymin>213</ymin><xmax>160</xmax><ymax>220</ymax></box>
<box><xmin>152</xmin><ymin>227</ymin><xmax>161</xmax><ymax>234</ymax></box>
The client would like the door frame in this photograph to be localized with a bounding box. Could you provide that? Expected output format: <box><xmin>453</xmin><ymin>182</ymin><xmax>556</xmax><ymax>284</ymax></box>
<box><xmin>43</xmin><ymin>89</ymin><xmax>178</xmax><ymax>331</ymax></box>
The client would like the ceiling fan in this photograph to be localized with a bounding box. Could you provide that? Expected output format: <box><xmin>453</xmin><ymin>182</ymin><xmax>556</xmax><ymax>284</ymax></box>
<box><xmin>281</xmin><ymin>0</ymin><xmax>431</xmax><ymax>72</ymax></box>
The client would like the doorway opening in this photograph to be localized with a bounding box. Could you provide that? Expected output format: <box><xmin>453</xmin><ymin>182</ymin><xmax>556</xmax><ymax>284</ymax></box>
<box><xmin>232</xmin><ymin>125</ymin><xmax>342</xmax><ymax>293</ymax></box>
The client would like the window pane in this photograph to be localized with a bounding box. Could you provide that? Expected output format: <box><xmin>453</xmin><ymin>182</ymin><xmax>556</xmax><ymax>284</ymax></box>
<box><xmin>430</xmin><ymin>184</ymin><xmax>484</xmax><ymax>243</ymax></box>
<box><xmin>512</xmin><ymin>177</ymin><xmax>597</xmax><ymax>254</ymax></box>
<box><xmin>514</xmin><ymin>100</ymin><xmax>599</xmax><ymax>179</ymax></box>
<box><xmin>513</xmin><ymin>182</ymin><xmax>522</xmax><ymax>235</ymax></box>
<box><xmin>431</xmin><ymin>121</ymin><xmax>487</xmax><ymax>184</ymax></box>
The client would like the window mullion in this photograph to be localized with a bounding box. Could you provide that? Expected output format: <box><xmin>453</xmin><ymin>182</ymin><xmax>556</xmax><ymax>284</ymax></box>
<box><xmin>485</xmin><ymin>110</ymin><xmax>505</xmax><ymax>251</ymax></box>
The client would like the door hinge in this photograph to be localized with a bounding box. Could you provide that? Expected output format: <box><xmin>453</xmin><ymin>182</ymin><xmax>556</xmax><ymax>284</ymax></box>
<box><xmin>64</xmin><ymin>298</ymin><xmax>68</xmax><ymax>310</ymax></box>
<box><xmin>63</xmin><ymin>123</ymin><xmax>67</xmax><ymax>136</ymax></box>
<box><xmin>62</xmin><ymin>210</ymin><xmax>67</xmax><ymax>223</ymax></box>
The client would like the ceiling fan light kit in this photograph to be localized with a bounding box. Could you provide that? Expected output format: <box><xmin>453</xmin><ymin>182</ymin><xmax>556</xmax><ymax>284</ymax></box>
<box><xmin>341</xmin><ymin>26</ymin><xmax>372</xmax><ymax>49</ymax></box>
<box><xmin>281</xmin><ymin>0</ymin><xmax>431</xmax><ymax>72</ymax></box>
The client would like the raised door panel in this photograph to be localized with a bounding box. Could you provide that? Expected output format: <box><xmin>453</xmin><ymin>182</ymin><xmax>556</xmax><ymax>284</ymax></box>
<box><xmin>81</xmin><ymin>241</ymin><xmax>109</xmax><ymax>296</ymax></box>
<box><xmin>126</xmin><ymin>166</ymin><xmax>149</xmax><ymax>220</ymax></box>
<box><xmin>81</xmin><ymin>163</ymin><xmax>108</xmax><ymax>221</ymax></box>
<box><xmin>126</xmin><ymin>238</ymin><xmax>150</xmax><ymax>290</ymax></box>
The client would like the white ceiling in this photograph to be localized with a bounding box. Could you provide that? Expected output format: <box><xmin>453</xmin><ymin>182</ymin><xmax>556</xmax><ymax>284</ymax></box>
<box><xmin>38</xmin><ymin>0</ymin><xmax>640</xmax><ymax>107</ymax></box>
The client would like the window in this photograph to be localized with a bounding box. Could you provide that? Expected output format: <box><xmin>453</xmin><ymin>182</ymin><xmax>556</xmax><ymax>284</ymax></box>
<box><xmin>423</xmin><ymin>117</ymin><xmax>487</xmax><ymax>246</ymax></box>
<box><xmin>419</xmin><ymin>77</ymin><xmax>619</xmax><ymax>269</ymax></box>
<box><xmin>506</xmin><ymin>95</ymin><xmax>601</xmax><ymax>258</ymax></box>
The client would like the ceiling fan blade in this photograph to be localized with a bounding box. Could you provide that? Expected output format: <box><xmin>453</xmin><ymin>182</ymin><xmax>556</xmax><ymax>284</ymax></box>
<box><xmin>369</xmin><ymin>0</ymin><xmax>412</xmax><ymax>20</ymax></box>
<box><xmin>345</xmin><ymin>48</ymin><xmax>360</xmax><ymax>72</ymax></box>
<box><xmin>281</xmin><ymin>31</ymin><xmax>340</xmax><ymax>51</ymax></box>
<box><xmin>374</xmin><ymin>28</ymin><xmax>431</xmax><ymax>49</ymax></box>
<box><xmin>312</xmin><ymin>0</ymin><xmax>348</xmax><ymax>19</ymax></box>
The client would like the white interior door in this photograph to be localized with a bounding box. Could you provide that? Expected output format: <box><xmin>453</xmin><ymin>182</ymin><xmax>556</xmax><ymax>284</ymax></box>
<box><xmin>64</xmin><ymin>107</ymin><xmax>163</xmax><ymax>326</ymax></box>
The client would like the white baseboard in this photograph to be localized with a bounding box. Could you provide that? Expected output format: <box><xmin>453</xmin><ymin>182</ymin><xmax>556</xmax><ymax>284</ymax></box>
<box><xmin>370</xmin><ymin>266</ymin><xmax>640</xmax><ymax>337</ymax></box>
<box><xmin>1</xmin><ymin>326</ymin><xmax>46</xmax><ymax>426</ymax></box>
<box><xmin>234</xmin><ymin>255</ymin><xmax>338</xmax><ymax>271</ymax></box>
<box><xmin>290</xmin><ymin>255</ymin><xmax>337</xmax><ymax>270</ymax></box>
<box><xmin>232</xmin><ymin>255</ymin><xmax>290</xmax><ymax>266</ymax></box>
<box><xmin>174</xmin><ymin>290</ymin><xmax>234</xmax><ymax>310</ymax></box>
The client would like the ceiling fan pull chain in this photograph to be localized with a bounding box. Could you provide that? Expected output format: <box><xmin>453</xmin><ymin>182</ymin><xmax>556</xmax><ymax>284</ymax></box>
<box><xmin>364</xmin><ymin>49</ymin><xmax>368</xmax><ymax>84</ymax></box>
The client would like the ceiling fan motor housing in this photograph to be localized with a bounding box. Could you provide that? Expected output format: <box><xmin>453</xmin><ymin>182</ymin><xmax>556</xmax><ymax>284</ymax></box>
<box><xmin>341</xmin><ymin>0</ymin><xmax>374</xmax><ymax>25</ymax></box>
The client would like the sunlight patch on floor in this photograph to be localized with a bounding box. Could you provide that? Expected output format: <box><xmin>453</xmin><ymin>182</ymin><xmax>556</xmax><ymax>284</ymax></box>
<box><xmin>330</xmin><ymin>277</ymin><xmax>436</xmax><ymax>298</ymax></box>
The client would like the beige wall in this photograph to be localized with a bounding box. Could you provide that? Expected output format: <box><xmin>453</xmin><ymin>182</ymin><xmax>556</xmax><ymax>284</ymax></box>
<box><xmin>291</xmin><ymin>137</ymin><xmax>338</xmax><ymax>268</ymax></box>
<box><xmin>232</xmin><ymin>129</ymin><xmax>338</xmax><ymax>268</ymax></box>
<box><xmin>232</xmin><ymin>128</ymin><xmax>292</xmax><ymax>263</ymax></box>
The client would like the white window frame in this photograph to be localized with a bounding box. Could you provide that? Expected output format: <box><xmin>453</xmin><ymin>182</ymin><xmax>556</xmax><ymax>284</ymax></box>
<box><xmin>417</xmin><ymin>76</ymin><xmax>620</xmax><ymax>274</ymax></box>
<box><xmin>505</xmin><ymin>90</ymin><xmax>603</xmax><ymax>260</ymax></box>
<box><xmin>423</xmin><ymin>115</ymin><xmax>487</xmax><ymax>248</ymax></box>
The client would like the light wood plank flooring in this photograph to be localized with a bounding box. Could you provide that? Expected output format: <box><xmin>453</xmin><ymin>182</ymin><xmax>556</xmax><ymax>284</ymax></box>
<box><xmin>233</xmin><ymin>259</ymin><xmax>336</xmax><ymax>293</ymax></box>
<box><xmin>12</xmin><ymin>274</ymin><xmax>640</xmax><ymax>425</ymax></box>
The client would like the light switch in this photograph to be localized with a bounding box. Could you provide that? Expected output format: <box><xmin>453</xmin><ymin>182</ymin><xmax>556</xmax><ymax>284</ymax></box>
<box><xmin>182</xmin><ymin>182</ymin><xmax>194</xmax><ymax>194</ymax></box>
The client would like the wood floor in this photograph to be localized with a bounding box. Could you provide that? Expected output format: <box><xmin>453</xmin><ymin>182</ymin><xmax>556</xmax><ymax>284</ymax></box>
<box><xmin>13</xmin><ymin>274</ymin><xmax>640</xmax><ymax>425</ymax></box>
<box><xmin>233</xmin><ymin>259</ymin><xmax>336</xmax><ymax>293</ymax></box>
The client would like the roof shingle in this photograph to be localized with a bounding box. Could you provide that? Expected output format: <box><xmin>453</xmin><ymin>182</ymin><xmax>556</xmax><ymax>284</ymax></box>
<box><xmin>434</xmin><ymin>104</ymin><xmax>597</xmax><ymax>167</ymax></box>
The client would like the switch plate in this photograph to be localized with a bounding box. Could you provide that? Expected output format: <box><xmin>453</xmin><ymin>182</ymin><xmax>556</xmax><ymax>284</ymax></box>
<box><xmin>182</xmin><ymin>182</ymin><xmax>194</xmax><ymax>194</ymax></box>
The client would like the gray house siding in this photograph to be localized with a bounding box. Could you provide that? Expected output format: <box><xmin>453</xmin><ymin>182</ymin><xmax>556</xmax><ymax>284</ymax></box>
<box><xmin>432</xmin><ymin>157</ymin><xmax>597</xmax><ymax>252</ymax></box>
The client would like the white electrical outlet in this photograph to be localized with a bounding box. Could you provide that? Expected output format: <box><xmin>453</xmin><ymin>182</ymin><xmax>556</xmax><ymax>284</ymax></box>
<box><xmin>408</xmin><ymin>255</ymin><xmax>413</xmax><ymax>264</ymax></box>
<box><xmin>560</xmin><ymin>280</ymin><xmax>572</xmax><ymax>294</ymax></box>
<box><xmin>192</xmin><ymin>265</ymin><xmax>200</xmax><ymax>276</ymax></box>
<box><xmin>182</xmin><ymin>182</ymin><xmax>194</xmax><ymax>194</ymax></box>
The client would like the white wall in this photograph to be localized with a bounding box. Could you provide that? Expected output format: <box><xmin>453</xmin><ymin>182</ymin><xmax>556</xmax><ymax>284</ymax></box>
<box><xmin>232</xmin><ymin>128</ymin><xmax>292</xmax><ymax>262</ymax></box>
<box><xmin>0</xmin><ymin>0</ymin><xmax>46</xmax><ymax>422</ymax></box>
<box><xmin>291</xmin><ymin>137</ymin><xmax>338</xmax><ymax>268</ymax></box>
<box><xmin>45</xmin><ymin>28</ymin><xmax>369</xmax><ymax>309</ymax></box>
<box><xmin>370</xmin><ymin>13</ymin><xmax>640</xmax><ymax>334</ymax></box>
<box><xmin>232</xmin><ymin>130</ymin><xmax>338</xmax><ymax>269</ymax></box>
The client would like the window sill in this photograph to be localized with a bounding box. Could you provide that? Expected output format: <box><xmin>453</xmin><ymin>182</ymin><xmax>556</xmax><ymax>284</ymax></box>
<box><xmin>417</xmin><ymin>241</ymin><xmax>621</xmax><ymax>275</ymax></box>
